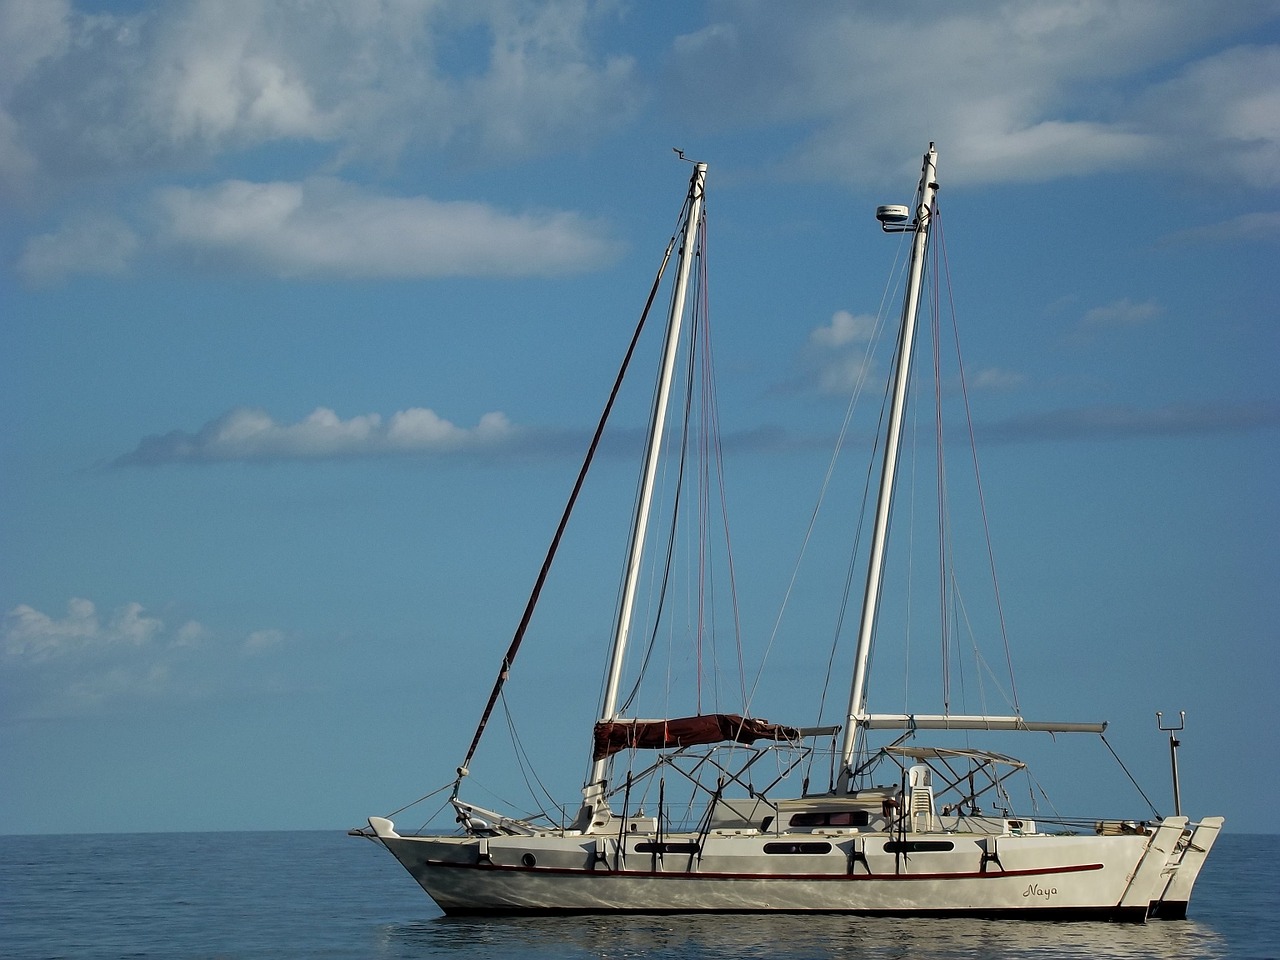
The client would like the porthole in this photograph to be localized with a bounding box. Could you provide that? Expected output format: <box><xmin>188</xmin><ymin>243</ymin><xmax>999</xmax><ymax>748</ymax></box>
<box><xmin>634</xmin><ymin>841</ymin><xmax>700</xmax><ymax>854</ymax></box>
<box><xmin>883</xmin><ymin>840</ymin><xmax>954</xmax><ymax>853</ymax></box>
<box><xmin>789</xmin><ymin>810</ymin><xmax>871</xmax><ymax>828</ymax></box>
<box><xmin>521</xmin><ymin>853</ymin><xmax>537</xmax><ymax>867</ymax></box>
<box><xmin>763</xmin><ymin>841</ymin><xmax>832</xmax><ymax>855</ymax></box>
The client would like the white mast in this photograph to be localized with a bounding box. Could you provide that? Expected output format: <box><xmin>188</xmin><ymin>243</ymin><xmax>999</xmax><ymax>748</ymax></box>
<box><xmin>839</xmin><ymin>145</ymin><xmax>938</xmax><ymax>785</ymax></box>
<box><xmin>582</xmin><ymin>162</ymin><xmax>707</xmax><ymax>815</ymax></box>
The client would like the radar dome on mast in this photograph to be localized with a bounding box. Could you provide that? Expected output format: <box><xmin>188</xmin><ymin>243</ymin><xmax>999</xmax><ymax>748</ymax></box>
<box><xmin>875</xmin><ymin>204</ymin><xmax>910</xmax><ymax>224</ymax></box>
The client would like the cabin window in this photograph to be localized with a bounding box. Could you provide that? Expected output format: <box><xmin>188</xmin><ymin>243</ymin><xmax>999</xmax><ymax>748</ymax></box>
<box><xmin>883</xmin><ymin>840</ymin><xmax>954</xmax><ymax>853</ymax></box>
<box><xmin>633</xmin><ymin>841</ymin><xmax>700</xmax><ymax>854</ymax></box>
<box><xmin>763</xmin><ymin>841</ymin><xmax>833</xmax><ymax>855</ymax></box>
<box><xmin>788</xmin><ymin>810</ymin><xmax>871</xmax><ymax>828</ymax></box>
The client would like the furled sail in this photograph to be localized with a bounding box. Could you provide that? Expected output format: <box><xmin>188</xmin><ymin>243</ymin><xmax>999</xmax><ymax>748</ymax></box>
<box><xmin>592</xmin><ymin>714</ymin><xmax>800</xmax><ymax>760</ymax></box>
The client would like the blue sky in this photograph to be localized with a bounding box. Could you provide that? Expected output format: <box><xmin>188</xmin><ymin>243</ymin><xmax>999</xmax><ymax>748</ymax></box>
<box><xmin>2</xmin><ymin>0</ymin><xmax>1277</xmax><ymax>836</ymax></box>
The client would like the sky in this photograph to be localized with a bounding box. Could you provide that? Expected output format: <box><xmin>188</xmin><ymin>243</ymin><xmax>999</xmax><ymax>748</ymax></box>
<box><xmin>2</xmin><ymin>0</ymin><xmax>1278</xmax><ymax>837</ymax></box>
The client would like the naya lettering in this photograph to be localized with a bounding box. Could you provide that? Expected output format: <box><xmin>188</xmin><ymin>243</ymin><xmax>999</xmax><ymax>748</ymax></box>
<box><xmin>1022</xmin><ymin>883</ymin><xmax>1057</xmax><ymax>900</ymax></box>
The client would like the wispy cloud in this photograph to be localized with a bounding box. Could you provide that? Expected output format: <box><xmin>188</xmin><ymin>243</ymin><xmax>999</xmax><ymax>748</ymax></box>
<box><xmin>979</xmin><ymin>400</ymin><xmax>1280</xmax><ymax>444</ymax></box>
<box><xmin>115</xmin><ymin>405</ymin><xmax>516</xmax><ymax>465</ymax></box>
<box><xmin>968</xmin><ymin>367</ymin><xmax>1026</xmax><ymax>391</ymax></box>
<box><xmin>243</xmin><ymin>628</ymin><xmax>286</xmax><ymax>654</ymax></box>
<box><xmin>1080</xmin><ymin>298</ymin><xmax>1163</xmax><ymax>329</ymax></box>
<box><xmin>1064</xmin><ymin>297</ymin><xmax>1163</xmax><ymax>345</ymax></box>
<box><xmin>17</xmin><ymin>214</ymin><xmax>139</xmax><ymax>285</ymax></box>
<box><xmin>1158</xmin><ymin>210</ymin><xmax>1280</xmax><ymax>247</ymax></box>
<box><xmin>802</xmin><ymin>309</ymin><xmax>882</xmax><ymax>395</ymax></box>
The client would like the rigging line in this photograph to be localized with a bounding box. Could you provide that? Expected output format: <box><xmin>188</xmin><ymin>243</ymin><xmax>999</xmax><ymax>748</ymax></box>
<box><xmin>617</xmin><ymin>268</ymin><xmax>699</xmax><ymax>716</ymax></box>
<box><xmin>618</xmin><ymin>430</ymin><xmax>686</xmax><ymax>715</ymax></box>
<box><xmin>676</xmin><ymin>254</ymin><xmax>704</xmax><ymax>713</ymax></box>
<box><xmin>815</xmin><ymin>346</ymin><xmax>897</xmax><ymax>728</ymax></box>
<box><xmin>457</xmin><ymin>197</ymin><xmax>689</xmax><ymax>780</ymax></box>
<box><xmin>411</xmin><ymin>795</ymin><xmax>455</xmax><ymax>836</ymax></box>
<box><xmin>619</xmin><ymin>208</ymin><xmax>722</xmax><ymax>718</ymax></box>
<box><xmin>930</xmin><ymin>232</ymin><xmax>951</xmax><ymax>713</ymax></box>
<box><xmin>682</xmin><ymin>222</ymin><xmax>706</xmax><ymax>711</ymax></box>
<box><xmin>617</xmin><ymin>201</ymin><xmax>705</xmax><ymax>719</ymax></box>
<box><xmin>689</xmin><ymin>210</ymin><xmax>746</xmax><ymax>714</ymax></box>
<box><xmin>617</xmin><ymin>300</ymin><xmax>694</xmax><ymax>716</ymax></box>
<box><xmin>955</xmin><ymin>587</ymin><xmax>997</xmax><ymax>712</ymax></box>
<box><xmin>381</xmin><ymin>780</ymin><xmax>456</xmax><ymax>820</ymax></box>
<box><xmin>699</xmin><ymin>248</ymin><xmax>749</xmax><ymax>714</ymax></box>
<box><xmin>851</xmin><ymin>261</ymin><xmax>929</xmax><ymax>725</ymax></box>
<box><xmin>936</xmin><ymin>210</ymin><xmax>1021</xmax><ymax>713</ymax></box>
<box><xmin>1100</xmin><ymin>734</ymin><xmax>1163</xmax><ymax>820</ymax></box>
<box><xmin>747</xmin><ymin>235</ymin><xmax>911</xmax><ymax>717</ymax></box>
<box><xmin>901</xmin><ymin>355</ymin><xmax>918</xmax><ymax>712</ymax></box>
<box><xmin>698</xmin><ymin>327</ymin><xmax>716</xmax><ymax>711</ymax></box>
<box><xmin>948</xmin><ymin>569</ymin><xmax>973</xmax><ymax>722</ymax></box>
<box><xmin>500</xmin><ymin>690</ymin><xmax>557</xmax><ymax>818</ymax></box>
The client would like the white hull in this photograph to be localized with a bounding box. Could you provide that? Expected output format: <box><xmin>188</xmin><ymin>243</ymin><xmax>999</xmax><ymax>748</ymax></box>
<box><xmin>368</xmin><ymin>815</ymin><xmax>1215</xmax><ymax>920</ymax></box>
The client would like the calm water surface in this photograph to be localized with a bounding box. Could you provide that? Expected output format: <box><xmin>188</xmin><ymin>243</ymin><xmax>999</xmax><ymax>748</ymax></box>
<box><xmin>1</xmin><ymin>831</ymin><xmax>1274</xmax><ymax>959</ymax></box>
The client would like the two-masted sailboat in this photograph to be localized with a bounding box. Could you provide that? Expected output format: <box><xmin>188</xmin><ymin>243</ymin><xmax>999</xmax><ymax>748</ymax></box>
<box><xmin>354</xmin><ymin>145</ymin><xmax>1222</xmax><ymax>919</ymax></box>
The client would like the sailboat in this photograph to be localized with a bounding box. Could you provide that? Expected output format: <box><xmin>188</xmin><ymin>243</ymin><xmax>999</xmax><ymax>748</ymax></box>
<box><xmin>354</xmin><ymin>144</ymin><xmax>1222</xmax><ymax>919</ymax></box>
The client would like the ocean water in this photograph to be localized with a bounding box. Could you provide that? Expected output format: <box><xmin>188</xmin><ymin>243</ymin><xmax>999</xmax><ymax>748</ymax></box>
<box><xmin>1</xmin><ymin>830</ymin><xmax>1275</xmax><ymax>960</ymax></box>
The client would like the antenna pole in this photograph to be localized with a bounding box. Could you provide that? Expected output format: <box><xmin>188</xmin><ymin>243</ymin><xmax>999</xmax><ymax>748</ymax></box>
<box><xmin>1156</xmin><ymin>710</ymin><xmax>1185</xmax><ymax>817</ymax></box>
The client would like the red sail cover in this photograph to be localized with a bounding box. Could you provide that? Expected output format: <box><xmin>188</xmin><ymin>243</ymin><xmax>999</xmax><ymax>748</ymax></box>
<box><xmin>593</xmin><ymin>714</ymin><xmax>801</xmax><ymax>761</ymax></box>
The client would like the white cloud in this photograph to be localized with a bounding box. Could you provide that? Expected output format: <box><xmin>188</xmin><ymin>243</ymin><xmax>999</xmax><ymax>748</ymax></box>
<box><xmin>3</xmin><ymin>597</ymin><xmax>98</xmax><ymax>662</ymax></box>
<box><xmin>450</xmin><ymin>0</ymin><xmax>640</xmax><ymax>156</ymax></box>
<box><xmin>152</xmin><ymin>2</ymin><xmax>336</xmax><ymax>146</ymax></box>
<box><xmin>668</xmin><ymin>1</ymin><xmax>1279</xmax><ymax>187</ymax></box>
<box><xmin>156</xmin><ymin>177</ymin><xmax>617</xmax><ymax>278</ymax></box>
<box><xmin>0</xmin><ymin>0</ymin><xmax>71</xmax><ymax>92</ymax></box>
<box><xmin>810</xmin><ymin>309</ymin><xmax>876</xmax><ymax>348</ymax></box>
<box><xmin>2</xmin><ymin>597</ymin><xmax>167</xmax><ymax>662</ymax></box>
<box><xmin>174</xmin><ymin>620</ymin><xmax>208</xmax><ymax>648</ymax></box>
<box><xmin>1136</xmin><ymin>44</ymin><xmax>1280</xmax><ymax>188</ymax></box>
<box><xmin>17</xmin><ymin>214</ymin><xmax>139</xmax><ymax>284</ymax></box>
<box><xmin>1</xmin><ymin>596</ymin><xmax>285</xmax><ymax>717</ymax></box>
<box><xmin>815</xmin><ymin>354</ymin><xmax>876</xmax><ymax>396</ymax></box>
<box><xmin>804</xmin><ymin>309</ymin><xmax>882</xmax><ymax>395</ymax></box>
<box><xmin>0</xmin><ymin>0</ymin><xmax>637</xmax><ymax>200</ymax></box>
<box><xmin>0</xmin><ymin>0</ymin><xmax>70</xmax><ymax>195</ymax></box>
<box><xmin>116</xmin><ymin>405</ymin><xmax>516</xmax><ymax>464</ymax></box>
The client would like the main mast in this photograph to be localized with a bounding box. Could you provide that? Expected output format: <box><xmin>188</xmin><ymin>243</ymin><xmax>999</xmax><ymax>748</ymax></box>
<box><xmin>839</xmin><ymin>145</ymin><xmax>938</xmax><ymax>786</ymax></box>
<box><xmin>581</xmin><ymin>162</ymin><xmax>708</xmax><ymax>818</ymax></box>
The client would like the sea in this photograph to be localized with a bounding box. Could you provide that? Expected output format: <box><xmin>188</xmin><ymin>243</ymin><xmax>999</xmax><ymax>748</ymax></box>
<box><xmin>1</xmin><ymin>831</ymin><xmax>1275</xmax><ymax>960</ymax></box>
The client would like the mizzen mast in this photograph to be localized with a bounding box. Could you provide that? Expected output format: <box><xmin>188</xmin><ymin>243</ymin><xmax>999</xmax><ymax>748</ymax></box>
<box><xmin>839</xmin><ymin>144</ymin><xmax>938</xmax><ymax>786</ymax></box>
